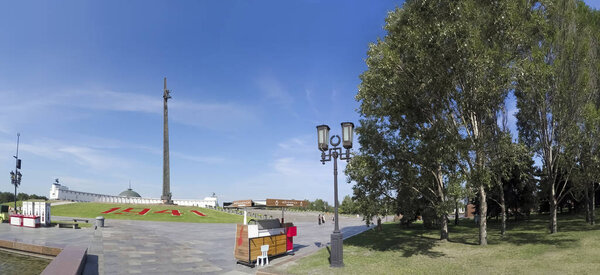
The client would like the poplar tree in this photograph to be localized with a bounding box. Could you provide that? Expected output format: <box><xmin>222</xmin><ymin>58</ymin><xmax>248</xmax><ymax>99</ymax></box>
<box><xmin>515</xmin><ymin>0</ymin><xmax>591</xmax><ymax>233</ymax></box>
<box><xmin>351</xmin><ymin>0</ymin><xmax>521</xmax><ymax>244</ymax></box>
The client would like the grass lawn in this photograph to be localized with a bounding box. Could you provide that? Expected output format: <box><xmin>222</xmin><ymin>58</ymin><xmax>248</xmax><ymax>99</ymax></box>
<box><xmin>281</xmin><ymin>213</ymin><xmax>600</xmax><ymax>274</ymax></box>
<box><xmin>51</xmin><ymin>202</ymin><xmax>245</xmax><ymax>223</ymax></box>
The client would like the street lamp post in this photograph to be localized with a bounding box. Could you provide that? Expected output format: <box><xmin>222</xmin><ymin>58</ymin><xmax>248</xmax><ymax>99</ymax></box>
<box><xmin>316</xmin><ymin>122</ymin><xmax>354</xmax><ymax>268</ymax></box>
<box><xmin>10</xmin><ymin>133</ymin><xmax>22</xmax><ymax>213</ymax></box>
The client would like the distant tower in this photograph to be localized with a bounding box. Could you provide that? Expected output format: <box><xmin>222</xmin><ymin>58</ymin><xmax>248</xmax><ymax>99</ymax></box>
<box><xmin>162</xmin><ymin>77</ymin><xmax>173</xmax><ymax>204</ymax></box>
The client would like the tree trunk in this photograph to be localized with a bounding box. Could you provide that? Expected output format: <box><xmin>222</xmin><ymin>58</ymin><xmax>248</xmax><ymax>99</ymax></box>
<box><xmin>550</xmin><ymin>190</ymin><xmax>558</xmax><ymax>233</ymax></box>
<box><xmin>440</xmin><ymin>214</ymin><xmax>448</xmax><ymax>241</ymax></box>
<box><xmin>435</xmin><ymin>166</ymin><xmax>448</xmax><ymax>241</ymax></box>
<box><xmin>454</xmin><ymin>201</ymin><xmax>459</xmax><ymax>225</ymax></box>
<box><xmin>586</xmin><ymin>183</ymin><xmax>591</xmax><ymax>224</ymax></box>
<box><xmin>591</xmin><ymin>182</ymin><xmax>596</xmax><ymax>226</ymax></box>
<box><xmin>500</xmin><ymin>186</ymin><xmax>506</xmax><ymax>236</ymax></box>
<box><xmin>479</xmin><ymin>185</ymin><xmax>488</xmax><ymax>245</ymax></box>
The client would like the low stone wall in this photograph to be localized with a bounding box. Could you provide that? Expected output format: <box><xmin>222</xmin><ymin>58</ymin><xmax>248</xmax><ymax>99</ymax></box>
<box><xmin>0</xmin><ymin>239</ymin><xmax>61</xmax><ymax>256</ymax></box>
<box><xmin>41</xmin><ymin>246</ymin><xmax>87</xmax><ymax>275</ymax></box>
<box><xmin>0</xmin><ymin>240</ymin><xmax>88</xmax><ymax>275</ymax></box>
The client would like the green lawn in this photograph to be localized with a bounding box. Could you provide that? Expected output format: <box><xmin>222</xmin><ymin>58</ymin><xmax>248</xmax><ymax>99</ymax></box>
<box><xmin>280</xmin><ymin>213</ymin><xmax>600</xmax><ymax>274</ymax></box>
<box><xmin>51</xmin><ymin>202</ymin><xmax>245</xmax><ymax>223</ymax></box>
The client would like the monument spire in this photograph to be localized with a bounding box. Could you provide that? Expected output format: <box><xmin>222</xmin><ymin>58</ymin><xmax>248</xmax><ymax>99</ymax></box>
<box><xmin>162</xmin><ymin>77</ymin><xmax>173</xmax><ymax>204</ymax></box>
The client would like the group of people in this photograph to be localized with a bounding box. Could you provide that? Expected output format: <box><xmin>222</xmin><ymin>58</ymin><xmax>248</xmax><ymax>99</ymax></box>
<box><xmin>317</xmin><ymin>214</ymin><xmax>334</xmax><ymax>225</ymax></box>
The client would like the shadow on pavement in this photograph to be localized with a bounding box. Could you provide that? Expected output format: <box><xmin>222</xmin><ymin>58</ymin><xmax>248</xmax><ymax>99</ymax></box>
<box><xmin>292</xmin><ymin>244</ymin><xmax>309</xmax><ymax>252</ymax></box>
<box><xmin>83</xmin><ymin>254</ymin><xmax>99</xmax><ymax>275</ymax></box>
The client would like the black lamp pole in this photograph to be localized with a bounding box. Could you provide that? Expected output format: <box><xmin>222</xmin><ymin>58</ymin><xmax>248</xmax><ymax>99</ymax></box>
<box><xmin>10</xmin><ymin>133</ymin><xmax>22</xmax><ymax>213</ymax></box>
<box><xmin>317</xmin><ymin>123</ymin><xmax>353</xmax><ymax>268</ymax></box>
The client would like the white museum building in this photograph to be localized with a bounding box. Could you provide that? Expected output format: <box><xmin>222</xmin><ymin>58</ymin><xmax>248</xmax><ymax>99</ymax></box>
<box><xmin>49</xmin><ymin>182</ymin><xmax>218</xmax><ymax>208</ymax></box>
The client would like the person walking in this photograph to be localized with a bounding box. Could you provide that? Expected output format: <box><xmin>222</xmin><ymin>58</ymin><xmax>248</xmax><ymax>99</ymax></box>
<box><xmin>321</xmin><ymin>214</ymin><xmax>325</xmax><ymax>224</ymax></box>
<box><xmin>318</xmin><ymin>214</ymin><xmax>321</xmax><ymax>225</ymax></box>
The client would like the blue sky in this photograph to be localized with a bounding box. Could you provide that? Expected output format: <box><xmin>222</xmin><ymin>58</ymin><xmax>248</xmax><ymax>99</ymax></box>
<box><xmin>0</xmin><ymin>1</ymin><xmax>398</xmax><ymax>204</ymax></box>
<box><xmin>1</xmin><ymin>1</ymin><xmax>600</xmax><ymax>205</ymax></box>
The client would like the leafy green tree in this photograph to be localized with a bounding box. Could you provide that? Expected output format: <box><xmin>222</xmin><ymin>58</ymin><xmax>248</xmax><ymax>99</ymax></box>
<box><xmin>515</xmin><ymin>0</ymin><xmax>593</xmax><ymax>233</ymax></box>
<box><xmin>307</xmin><ymin>199</ymin><xmax>333</xmax><ymax>213</ymax></box>
<box><xmin>576</xmin><ymin>6</ymin><xmax>600</xmax><ymax>225</ymax></box>
<box><xmin>489</xmin><ymin>124</ymin><xmax>536</xmax><ymax>235</ymax></box>
<box><xmin>17</xmin><ymin>193</ymin><xmax>30</xmax><ymax>202</ymax></box>
<box><xmin>339</xmin><ymin>195</ymin><xmax>358</xmax><ymax>215</ymax></box>
<box><xmin>353</xmin><ymin>0</ymin><xmax>523</xmax><ymax>245</ymax></box>
<box><xmin>0</xmin><ymin>192</ymin><xmax>16</xmax><ymax>203</ymax></box>
<box><xmin>0</xmin><ymin>192</ymin><xmax>47</xmax><ymax>203</ymax></box>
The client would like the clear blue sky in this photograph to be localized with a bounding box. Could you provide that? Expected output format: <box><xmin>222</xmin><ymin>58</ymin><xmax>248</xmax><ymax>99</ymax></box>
<box><xmin>0</xmin><ymin>0</ymin><xmax>398</xmax><ymax>204</ymax></box>
<box><xmin>1</xmin><ymin>1</ymin><xmax>599</xmax><ymax>205</ymax></box>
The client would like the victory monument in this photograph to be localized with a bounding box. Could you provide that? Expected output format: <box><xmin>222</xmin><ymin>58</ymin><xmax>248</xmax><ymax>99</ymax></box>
<box><xmin>162</xmin><ymin>77</ymin><xmax>173</xmax><ymax>204</ymax></box>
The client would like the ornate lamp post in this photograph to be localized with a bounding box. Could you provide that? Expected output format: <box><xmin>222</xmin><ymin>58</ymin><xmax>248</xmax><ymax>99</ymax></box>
<box><xmin>10</xmin><ymin>133</ymin><xmax>22</xmax><ymax>212</ymax></box>
<box><xmin>316</xmin><ymin>122</ymin><xmax>354</xmax><ymax>268</ymax></box>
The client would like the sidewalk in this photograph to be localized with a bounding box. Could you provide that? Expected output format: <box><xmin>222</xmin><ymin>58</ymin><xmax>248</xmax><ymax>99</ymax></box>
<box><xmin>0</xmin><ymin>213</ymin><xmax>371</xmax><ymax>274</ymax></box>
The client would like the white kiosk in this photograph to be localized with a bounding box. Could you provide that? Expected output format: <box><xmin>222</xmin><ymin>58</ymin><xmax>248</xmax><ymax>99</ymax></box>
<box><xmin>22</xmin><ymin>201</ymin><xmax>51</xmax><ymax>227</ymax></box>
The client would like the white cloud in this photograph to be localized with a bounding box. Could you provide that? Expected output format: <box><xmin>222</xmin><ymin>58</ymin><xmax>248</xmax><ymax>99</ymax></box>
<box><xmin>277</xmin><ymin>136</ymin><xmax>312</xmax><ymax>152</ymax></box>
<box><xmin>0</xmin><ymin>89</ymin><xmax>260</xmax><ymax>132</ymax></box>
<box><xmin>0</xmin><ymin>136</ymin><xmax>135</xmax><ymax>173</ymax></box>
<box><xmin>58</xmin><ymin>145</ymin><xmax>132</xmax><ymax>171</ymax></box>
<box><xmin>171</xmin><ymin>151</ymin><xmax>225</xmax><ymax>164</ymax></box>
<box><xmin>60</xmin><ymin>90</ymin><xmax>162</xmax><ymax>114</ymax></box>
<box><xmin>227</xmin><ymin>135</ymin><xmax>354</xmax><ymax>203</ymax></box>
<box><xmin>305</xmin><ymin>89</ymin><xmax>321</xmax><ymax>117</ymax></box>
<box><xmin>170</xmin><ymin>100</ymin><xmax>259</xmax><ymax>130</ymax></box>
<box><xmin>256</xmin><ymin>75</ymin><xmax>294</xmax><ymax>106</ymax></box>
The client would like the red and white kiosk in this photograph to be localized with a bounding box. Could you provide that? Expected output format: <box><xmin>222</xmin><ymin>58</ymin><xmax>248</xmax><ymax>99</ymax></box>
<box><xmin>9</xmin><ymin>214</ymin><xmax>23</xmax><ymax>226</ymax></box>
<box><xmin>22</xmin><ymin>215</ymin><xmax>41</xmax><ymax>228</ymax></box>
<box><xmin>10</xmin><ymin>201</ymin><xmax>51</xmax><ymax>228</ymax></box>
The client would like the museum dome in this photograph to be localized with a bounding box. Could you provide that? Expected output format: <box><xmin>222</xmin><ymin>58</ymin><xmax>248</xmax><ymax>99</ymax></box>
<box><xmin>119</xmin><ymin>188</ymin><xmax>141</xmax><ymax>198</ymax></box>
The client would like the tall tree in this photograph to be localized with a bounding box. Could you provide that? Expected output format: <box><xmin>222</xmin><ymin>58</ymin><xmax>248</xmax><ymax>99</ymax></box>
<box><xmin>577</xmin><ymin>4</ymin><xmax>600</xmax><ymax>226</ymax></box>
<box><xmin>351</xmin><ymin>0</ymin><xmax>521</xmax><ymax>244</ymax></box>
<box><xmin>339</xmin><ymin>195</ymin><xmax>358</xmax><ymax>215</ymax></box>
<box><xmin>489</xmin><ymin>127</ymin><xmax>535</xmax><ymax>236</ymax></box>
<box><xmin>440</xmin><ymin>0</ymin><xmax>522</xmax><ymax>245</ymax></box>
<box><xmin>515</xmin><ymin>0</ymin><xmax>591</xmax><ymax>233</ymax></box>
<box><xmin>349</xmin><ymin>0</ymin><xmax>463</xmax><ymax>238</ymax></box>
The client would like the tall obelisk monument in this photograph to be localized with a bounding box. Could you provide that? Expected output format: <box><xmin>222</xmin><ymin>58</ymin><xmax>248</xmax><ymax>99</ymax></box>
<box><xmin>162</xmin><ymin>77</ymin><xmax>173</xmax><ymax>204</ymax></box>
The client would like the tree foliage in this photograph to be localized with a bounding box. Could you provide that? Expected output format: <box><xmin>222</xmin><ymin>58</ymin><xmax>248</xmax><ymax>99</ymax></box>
<box><xmin>350</xmin><ymin>0</ymin><xmax>523</xmax><ymax>244</ymax></box>
<box><xmin>0</xmin><ymin>192</ymin><xmax>48</xmax><ymax>203</ymax></box>
<box><xmin>339</xmin><ymin>195</ymin><xmax>358</xmax><ymax>214</ymax></box>
<box><xmin>349</xmin><ymin>0</ymin><xmax>600</xmax><ymax>243</ymax></box>
<box><xmin>515</xmin><ymin>0</ymin><xmax>599</xmax><ymax>233</ymax></box>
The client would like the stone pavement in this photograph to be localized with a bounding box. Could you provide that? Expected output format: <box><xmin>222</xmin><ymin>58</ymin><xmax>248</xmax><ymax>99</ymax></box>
<box><xmin>0</xmin><ymin>212</ymin><xmax>372</xmax><ymax>274</ymax></box>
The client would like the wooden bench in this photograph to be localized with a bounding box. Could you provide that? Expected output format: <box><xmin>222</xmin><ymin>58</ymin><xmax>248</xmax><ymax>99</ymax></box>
<box><xmin>41</xmin><ymin>246</ymin><xmax>87</xmax><ymax>275</ymax></box>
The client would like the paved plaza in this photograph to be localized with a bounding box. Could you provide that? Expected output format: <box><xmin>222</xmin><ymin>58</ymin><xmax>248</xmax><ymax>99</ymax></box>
<box><xmin>0</xmin><ymin>211</ymin><xmax>372</xmax><ymax>274</ymax></box>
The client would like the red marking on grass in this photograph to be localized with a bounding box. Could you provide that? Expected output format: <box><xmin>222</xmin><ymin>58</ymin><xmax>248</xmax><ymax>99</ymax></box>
<box><xmin>138</xmin><ymin>208</ymin><xmax>150</xmax><ymax>215</ymax></box>
<box><xmin>190</xmin><ymin>210</ymin><xmax>205</xmax><ymax>216</ymax></box>
<box><xmin>154</xmin><ymin>209</ymin><xmax>181</xmax><ymax>216</ymax></box>
<box><xmin>120</xmin><ymin>208</ymin><xmax>151</xmax><ymax>215</ymax></box>
<box><xmin>101</xmin><ymin>207</ymin><xmax>120</xmax><ymax>214</ymax></box>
